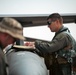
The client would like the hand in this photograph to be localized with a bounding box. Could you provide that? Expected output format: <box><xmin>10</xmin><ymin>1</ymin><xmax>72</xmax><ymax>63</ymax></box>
<box><xmin>24</xmin><ymin>42</ymin><xmax>35</xmax><ymax>48</ymax></box>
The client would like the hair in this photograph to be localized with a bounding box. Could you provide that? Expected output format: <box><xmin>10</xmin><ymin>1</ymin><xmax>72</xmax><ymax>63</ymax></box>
<box><xmin>47</xmin><ymin>13</ymin><xmax>63</xmax><ymax>24</ymax></box>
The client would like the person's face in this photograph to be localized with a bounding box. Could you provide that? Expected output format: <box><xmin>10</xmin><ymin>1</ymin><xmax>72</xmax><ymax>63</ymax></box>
<box><xmin>47</xmin><ymin>18</ymin><xmax>58</xmax><ymax>32</ymax></box>
<box><xmin>0</xmin><ymin>33</ymin><xmax>16</xmax><ymax>48</ymax></box>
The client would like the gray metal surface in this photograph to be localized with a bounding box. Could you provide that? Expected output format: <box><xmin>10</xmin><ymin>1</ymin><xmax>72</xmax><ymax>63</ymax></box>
<box><xmin>6</xmin><ymin>51</ymin><xmax>48</xmax><ymax>75</ymax></box>
<box><xmin>0</xmin><ymin>13</ymin><xmax>76</xmax><ymax>27</ymax></box>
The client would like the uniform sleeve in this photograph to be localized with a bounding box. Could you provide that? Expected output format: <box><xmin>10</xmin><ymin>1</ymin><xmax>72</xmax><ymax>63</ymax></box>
<box><xmin>35</xmin><ymin>33</ymin><xmax>70</xmax><ymax>53</ymax></box>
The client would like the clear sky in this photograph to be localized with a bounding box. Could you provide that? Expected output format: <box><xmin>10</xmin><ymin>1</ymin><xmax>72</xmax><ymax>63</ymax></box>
<box><xmin>0</xmin><ymin>0</ymin><xmax>76</xmax><ymax>40</ymax></box>
<box><xmin>0</xmin><ymin>0</ymin><xmax>76</xmax><ymax>14</ymax></box>
<box><xmin>23</xmin><ymin>23</ymin><xmax>76</xmax><ymax>41</ymax></box>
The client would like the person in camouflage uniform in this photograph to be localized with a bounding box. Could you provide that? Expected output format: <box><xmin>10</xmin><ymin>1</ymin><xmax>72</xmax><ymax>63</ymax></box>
<box><xmin>27</xmin><ymin>13</ymin><xmax>76</xmax><ymax>75</ymax></box>
<box><xmin>0</xmin><ymin>17</ymin><xmax>25</xmax><ymax>75</ymax></box>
